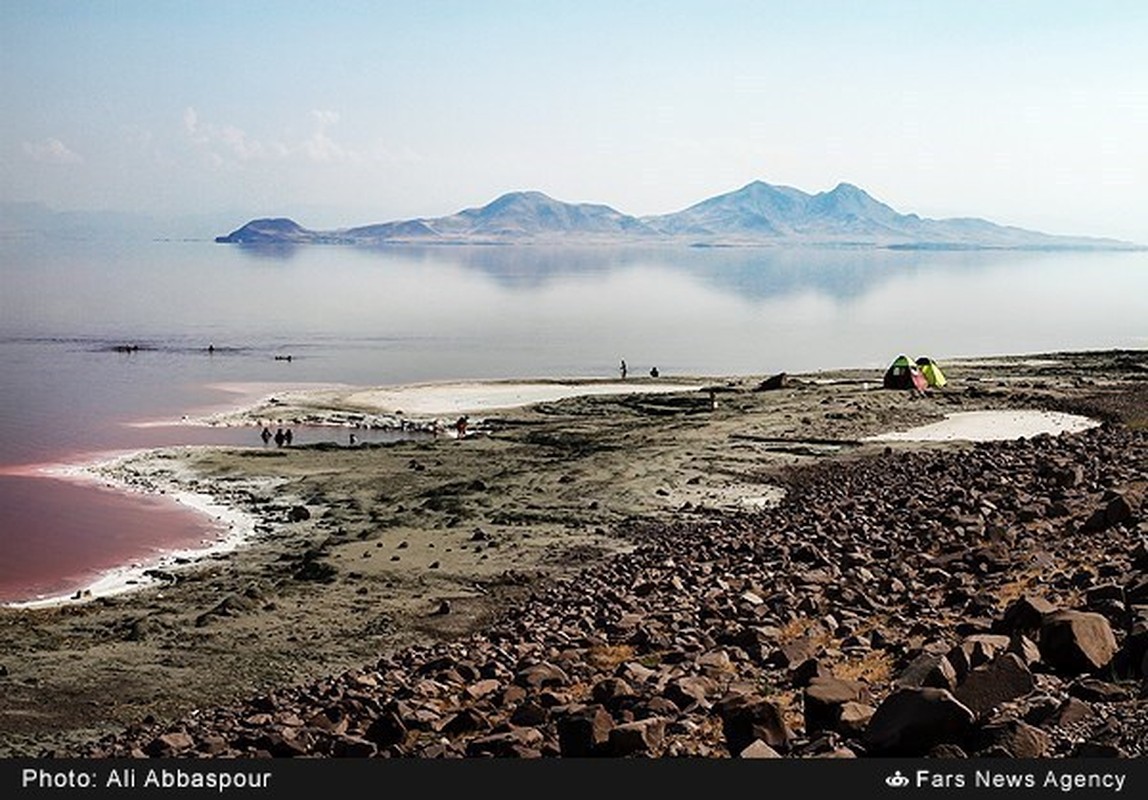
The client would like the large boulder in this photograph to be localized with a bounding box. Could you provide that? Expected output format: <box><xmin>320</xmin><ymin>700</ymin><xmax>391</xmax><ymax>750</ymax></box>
<box><xmin>953</xmin><ymin>653</ymin><xmax>1036</xmax><ymax>717</ymax></box>
<box><xmin>863</xmin><ymin>687</ymin><xmax>976</xmax><ymax>756</ymax></box>
<box><xmin>555</xmin><ymin>705</ymin><xmax>613</xmax><ymax>757</ymax></box>
<box><xmin>803</xmin><ymin>676</ymin><xmax>872</xmax><ymax>734</ymax></box>
<box><xmin>1039</xmin><ymin>610</ymin><xmax>1118</xmax><ymax>674</ymax></box>
<box><xmin>715</xmin><ymin>693</ymin><xmax>792</xmax><ymax>756</ymax></box>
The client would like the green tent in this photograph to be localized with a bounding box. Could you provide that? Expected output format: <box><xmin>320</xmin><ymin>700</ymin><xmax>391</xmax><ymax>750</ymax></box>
<box><xmin>883</xmin><ymin>354</ymin><xmax>928</xmax><ymax>392</ymax></box>
<box><xmin>915</xmin><ymin>356</ymin><xmax>947</xmax><ymax>388</ymax></box>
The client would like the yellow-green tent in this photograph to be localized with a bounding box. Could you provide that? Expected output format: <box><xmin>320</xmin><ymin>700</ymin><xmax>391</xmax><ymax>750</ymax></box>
<box><xmin>916</xmin><ymin>356</ymin><xmax>947</xmax><ymax>388</ymax></box>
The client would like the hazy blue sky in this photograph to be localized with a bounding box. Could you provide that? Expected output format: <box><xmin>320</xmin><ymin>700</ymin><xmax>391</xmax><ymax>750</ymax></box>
<box><xmin>3</xmin><ymin>1</ymin><xmax>1146</xmax><ymax>241</ymax></box>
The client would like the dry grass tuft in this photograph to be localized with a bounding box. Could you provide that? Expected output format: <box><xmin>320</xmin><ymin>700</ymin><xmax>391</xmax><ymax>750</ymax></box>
<box><xmin>835</xmin><ymin>649</ymin><xmax>896</xmax><ymax>685</ymax></box>
<box><xmin>587</xmin><ymin>643</ymin><xmax>636</xmax><ymax>670</ymax></box>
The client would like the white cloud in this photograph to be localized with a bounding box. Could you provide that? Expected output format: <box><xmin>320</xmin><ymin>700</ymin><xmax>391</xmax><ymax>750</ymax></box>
<box><xmin>183</xmin><ymin>106</ymin><xmax>277</xmax><ymax>162</ymax></box>
<box><xmin>310</xmin><ymin>109</ymin><xmax>341</xmax><ymax>127</ymax></box>
<box><xmin>182</xmin><ymin>107</ymin><xmax>358</xmax><ymax>166</ymax></box>
<box><xmin>302</xmin><ymin>109</ymin><xmax>354</xmax><ymax>163</ymax></box>
<box><xmin>23</xmin><ymin>137</ymin><xmax>82</xmax><ymax>164</ymax></box>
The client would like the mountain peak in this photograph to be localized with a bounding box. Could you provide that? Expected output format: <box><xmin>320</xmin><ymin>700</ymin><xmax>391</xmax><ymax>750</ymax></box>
<box><xmin>487</xmin><ymin>190</ymin><xmax>555</xmax><ymax>206</ymax></box>
<box><xmin>214</xmin><ymin>217</ymin><xmax>310</xmax><ymax>244</ymax></box>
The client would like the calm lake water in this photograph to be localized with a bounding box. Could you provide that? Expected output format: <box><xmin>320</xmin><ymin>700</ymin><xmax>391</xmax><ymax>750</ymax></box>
<box><xmin>1</xmin><ymin>238</ymin><xmax>1146</xmax><ymax>603</ymax></box>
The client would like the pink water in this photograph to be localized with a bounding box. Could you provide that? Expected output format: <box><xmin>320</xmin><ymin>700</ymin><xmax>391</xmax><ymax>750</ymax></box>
<box><xmin>0</xmin><ymin>474</ymin><xmax>222</xmax><ymax>603</ymax></box>
<box><xmin>0</xmin><ymin>339</ymin><xmax>417</xmax><ymax>606</ymax></box>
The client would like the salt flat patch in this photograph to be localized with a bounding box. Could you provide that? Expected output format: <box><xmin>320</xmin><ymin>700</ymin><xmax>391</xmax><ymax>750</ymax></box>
<box><xmin>341</xmin><ymin>381</ymin><xmax>701</xmax><ymax>416</ymax></box>
<box><xmin>128</xmin><ymin>382</ymin><xmax>357</xmax><ymax>428</ymax></box>
<box><xmin>864</xmin><ymin>409</ymin><xmax>1100</xmax><ymax>443</ymax></box>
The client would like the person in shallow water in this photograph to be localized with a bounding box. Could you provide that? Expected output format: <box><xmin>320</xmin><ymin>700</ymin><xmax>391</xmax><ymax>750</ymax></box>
<box><xmin>260</xmin><ymin>426</ymin><xmax>272</xmax><ymax>445</ymax></box>
<box><xmin>274</xmin><ymin>428</ymin><xmax>286</xmax><ymax>447</ymax></box>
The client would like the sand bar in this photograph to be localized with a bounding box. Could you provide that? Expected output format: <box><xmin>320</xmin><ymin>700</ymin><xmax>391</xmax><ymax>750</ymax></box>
<box><xmin>337</xmin><ymin>380</ymin><xmax>705</xmax><ymax>416</ymax></box>
<box><xmin>173</xmin><ymin>378</ymin><xmax>708</xmax><ymax>429</ymax></box>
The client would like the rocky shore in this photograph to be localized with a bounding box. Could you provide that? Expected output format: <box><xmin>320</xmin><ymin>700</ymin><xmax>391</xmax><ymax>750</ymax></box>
<box><xmin>2</xmin><ymin>349</ymin><xmax>1146</xmax><ymax>759</ymax></box>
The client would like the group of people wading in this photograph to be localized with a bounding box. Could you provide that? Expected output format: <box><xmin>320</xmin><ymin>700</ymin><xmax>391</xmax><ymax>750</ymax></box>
<box><xmin>260</xmin><ymin>426</ymin><xmax>293</xmax><ymax>447</ymax></box>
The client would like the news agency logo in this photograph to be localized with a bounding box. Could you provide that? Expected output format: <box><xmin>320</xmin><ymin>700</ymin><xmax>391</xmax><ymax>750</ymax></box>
<box><xmin>886</xmin><ymin>771</ymin><xmax>910</xmax><ymax>789</ymax></box>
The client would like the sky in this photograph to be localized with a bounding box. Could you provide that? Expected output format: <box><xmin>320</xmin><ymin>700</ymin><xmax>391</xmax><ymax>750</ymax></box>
<box><xmin>2</xmin><ymin>0</ymin><xmax>1147</xmax><ymax>242</ymax></box>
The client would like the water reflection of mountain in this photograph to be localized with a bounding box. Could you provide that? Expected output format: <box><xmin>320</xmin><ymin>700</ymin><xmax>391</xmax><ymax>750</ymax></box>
<box><xmin>329</xmin><ymin>244</ymin><xmax>1049</xmax><ymax>301</ymax></box>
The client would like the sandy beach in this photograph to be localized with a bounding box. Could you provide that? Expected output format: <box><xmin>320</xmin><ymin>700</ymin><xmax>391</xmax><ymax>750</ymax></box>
<box><xmin>1</xmin><ymin>349</ymin><xmax>1145</xmax><ymax>759</ymax></box>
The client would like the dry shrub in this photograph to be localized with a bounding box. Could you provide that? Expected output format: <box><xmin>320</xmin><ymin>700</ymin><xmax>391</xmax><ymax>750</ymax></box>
<box><xmin>587</xmin><ymin>643</ymin><xmax>636</xmax><ymax>670</ymax></box>
<box><xmin>834</xmin><ymin>649</ymin><xmax>896</xmax><ymax>685</ymax></box>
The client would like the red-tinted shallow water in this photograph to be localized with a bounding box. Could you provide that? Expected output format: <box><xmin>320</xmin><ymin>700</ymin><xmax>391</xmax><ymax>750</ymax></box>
<box><xmin>0</xmin><ymin>474</ymin><xmax>223</xmax><ymax>604</ymax></box>
<box><xmin>0</xmin><ymin>421</ymin><xmax>420</xmax><ymax>605</ymax></box>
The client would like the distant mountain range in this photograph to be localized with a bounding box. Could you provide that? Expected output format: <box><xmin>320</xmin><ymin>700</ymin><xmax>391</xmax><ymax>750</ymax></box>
<box><xmin>215</xmin><ymin>180</ymin><xmax>1138</xmax><ymax>249</ymax></box>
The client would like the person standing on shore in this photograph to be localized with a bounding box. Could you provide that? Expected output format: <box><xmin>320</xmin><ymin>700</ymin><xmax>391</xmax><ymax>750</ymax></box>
<box><xmin>620</xmin><ymin>359</ymin><xmax>628</xmax><ymax>380</ymax></box>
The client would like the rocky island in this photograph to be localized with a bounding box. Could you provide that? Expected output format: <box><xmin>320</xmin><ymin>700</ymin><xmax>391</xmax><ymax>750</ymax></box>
<box><xmin>214</xmin><ymin>180</ymin><xmax>1142</xmax><ymax>249</ymax></box>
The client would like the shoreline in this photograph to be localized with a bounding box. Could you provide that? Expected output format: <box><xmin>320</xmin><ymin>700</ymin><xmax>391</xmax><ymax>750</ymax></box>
<box><xmin>5</xmin><ymin>450</ymin><xmax>262</xmax><ymax>610</ymax></box>
<box><xmin>0</xmin><ymin>367</ymin><xmax>1110</xmax><ymax>609</ymax></box>
<box><xmin>2</xmin><ymin>348</ymin><xmax>1145</xmax><ymax>759</ymax></box>
<box><xmin>1</xmin><ymin>377</ymin><xmax>710</xmax><ymax>609</ymax></box>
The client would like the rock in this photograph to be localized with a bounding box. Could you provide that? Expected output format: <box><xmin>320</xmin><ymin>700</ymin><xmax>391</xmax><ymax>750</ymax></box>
<box><xmin>969</xmin><ymin>719</ymin><xmax>1050</xmax><ymax>758</ymax></box>
<box><xmin>755</xmin><ymin>372</ymin><xmax>788</xmax><ymax>391</ymax></box>
<box><xmin>894</xmin><ymin>652</ymin><xmax>955</xmax><ymax>690</ymax></box>
<box><xmin>556</xmin><ymin>705</ymin><xmax>613</xmax><ymax>757</ymax></box>
<box><xmin>287</xmin><ymin>505</ymin><xmax>311</xmax><ymax>522</ymax></box>
<box><xmin>791</xmin><ymin>657</ymin><xmax>833</xmax><ymax>688</ymax></box>
<box><xmin>715</xmin><ymin>693</ymin><xmax>791</xmax><ymax>756</ymax></box>
<box><xmin>1006</xmin><ymin>634</ymin><xmax>1043</xmax><ymax>668</ymax></box>
<box><xmin>463</xmin><ymin>678</ymin><xmax>501</xmax><ymax>701</ymax></box>
<box><xmin>509</xmin><ymin>701</ymin><xmax>548</xmax><ymax>728</ymax></box>
<box><xmin>770</xmin><ymin>635</ymin><xmax>821</xmax><ymax>668</ymax></box>
<box><xmin>737</xmin><ymin>740</ymin><xmax>783</xmax><ymax>758</ymax></box>
<box><xmin>863</xmin><ymin>687</ymin><xmax>976</xmax><ymax>756</ymax></box>
<box><xmin>514</xmin><ymin>662</ymin><xmax>570</xmax><ymax>689</ymax></box>
<box><xmin>329</xmin><ymin>735</ymin><xmax>377</xmax><ymax>757</ymax></box>
<box><xmin>663</xmin><ymin>675</ymin><xmax>717</xmax><ymax>711</ymax></box>
<box><xmin>466</xmin><ymin>728</ymin><xmax>544</xmax><ymax>758</ymax></box>
<box><xmin>1080</xmin><ymin>491</ymin><xmax>1135</xmax><ymax>533</ymax></box>
<box><xmin>947</xmin><ymin>634</ymin><xmax>1011</xmax><ymax>680</ymax></box>
<box><xmin>608</xmin><ymin>717</ymin><xmax>665</xmax><ymax>756</ymax></box>
<box><xmin>803</xmin><ymin>676</ymin><xmax>872</xmax><ymax>734</ymax></box>
<box><xmin>1039</xmin><ymin>610</ymin><xmax>1118</xmax><ymax>674</ymax></box>
<box><xmin>253</xmin><ymin>732</ymin><xmax>310</xmax><ymax>758</ymax></box>
<box><xmin>363</xmin><ymin>711</ymin><xmax>407</xmax><ymax>748</ymax></box>
<box><xmin>999</xmin><ymin>595</ymin><xmax>1058</xmax><ymax>637</ymax></box>
<box><xmin>306</xmin><ymin>707</ymin><xmax>349</xmax><ymax>736</ymax></box>
<box><xmin>838</xmin><ymin>701</ymin><xmax>876</xmax><ymax>736</ymax></box>
<box><xmin>953</xmin><ymin>653</ymin><xmax>1036</xmax><ymax>717</ymax></box>
<box><xmin>1067</xmin><ymin>678</ymin><xmax>1134</xmax><ymax>703</ymax></box>
<box><xmin>591</xmin><ymin>677</ymin><xmax>635</xmax><ymax>708</ymax></box>
<box><xmin>143</xmin><ymin>731</ymin><xmax>195</xmax><ymax>757</ymax></box>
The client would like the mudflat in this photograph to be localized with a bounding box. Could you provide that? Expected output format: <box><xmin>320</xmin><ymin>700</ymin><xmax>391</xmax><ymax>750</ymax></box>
<box><xmin>1</xmin><ymin>349</ymin><xmax>1145</xmax><ymax>758</ymax></box>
